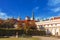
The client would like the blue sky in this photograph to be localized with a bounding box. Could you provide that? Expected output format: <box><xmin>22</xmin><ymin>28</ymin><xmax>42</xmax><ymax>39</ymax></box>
<box><xmin>0</xmin><ymin>0</ymin><xmax>60</xmax><ymax>20</ymax></box>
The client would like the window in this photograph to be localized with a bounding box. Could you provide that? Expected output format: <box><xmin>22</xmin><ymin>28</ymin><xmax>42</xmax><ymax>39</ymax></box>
<box><xmin>49</xmin><ymin>24</ymin><xmax>51</xmax><ymax>27</ymax></box>
<box><xmin>53</xmin><ymin>24</ymin><xmax>55</xmax><ymax>26</ymax></box>
<box><xmin>51</xmin><ymin>24</ymin><xmax>53</xmax><ymax>26</ymax></box>
<box><xmin>45</xmin><ymin>24</ymin><xmax>49</xmax><ymax>27</ymax></box>
<box><xmin>45</xmin><ymin>25</ymin><xmax>48</xmax><ymax>27</ymax></box>
<box><xmin>57</xmin><ymin>24</ymin><xmax>60</xmax><ymax>26</ymax></box>
<box><xmin>39</xmin><ymin>25</ymin><xmax>44</xmax><ymax>30</ymax></box>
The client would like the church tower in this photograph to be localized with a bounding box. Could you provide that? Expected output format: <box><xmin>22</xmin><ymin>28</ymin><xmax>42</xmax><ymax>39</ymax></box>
<box><xmin>31</xmin><ymin>11</ymin><xmax>35</xmax><ymax>20</ymax></box>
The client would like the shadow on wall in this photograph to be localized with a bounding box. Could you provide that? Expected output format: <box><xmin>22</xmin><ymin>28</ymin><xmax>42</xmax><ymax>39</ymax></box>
<box><xmin>39</xmin><ymin>25</ymin><xmax>52</xmax><ymax>36</ymax></box>
<box><xmin>46</xmin><ymin>29</ymin><xmax>52</xmax><ymax>36</ymax></box>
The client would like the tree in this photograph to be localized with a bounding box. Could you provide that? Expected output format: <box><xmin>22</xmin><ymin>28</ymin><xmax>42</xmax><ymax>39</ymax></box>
<box><xmin>2</xmin><ymin>19</ymin><xmax>15</xmax><ymax>28</ymax></box>
<box><xmin>14</xmin><ymin>20</ymin><xmax>23</xmax><ymax>38</ymax></box>
<box><xmin>23</xmin><ymin>20</ymin><xmax>30</xmax><ymax>35</ymax></box>
<box><xmin>0</xmin><ymin>19</ymin><xmax>4</xmax><ymax>28</ymax></box>
<box><xmin>29</xmin><ymin>20</ymin><xmax>37</xmax><ymax>30</ymax></box>
<box><xmin>23</xmin><ymin>20</ymin><xmax>37</xmax><ymax>35</ymax></box>
<box><xmin>15</xmin><ymin>20</ymin><xmax>23</xmax><ymax>30</ymax></box>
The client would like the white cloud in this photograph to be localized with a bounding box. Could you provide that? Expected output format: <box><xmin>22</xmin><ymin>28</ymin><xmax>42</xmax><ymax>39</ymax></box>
<box><xmin>48</xmin><ymin>0</ymin><xmax>60</xmax><ymax>14</ymax></box>
<box><xmin>35</xmin><ymin>7</ymin><xmax>39</xmax><ymax>10</ymax></box>
<box><xmin>48</xmin><ymin>0</ymin><xmax>60</xmax><ymax>6</ymax></box>
<box><xmin>0</xmin><ymin>12</ymin><xmax>11</xmax><ymax>19</ymax></box>
<box><xmin>33</xmin><ymin>6</ymin><xmax>39</xmax><ymax>12</ymax></box>
<box><xmin>51</xmin><ymin>7</ymin><xmax>60</xmax><ymax>12</ymax></box>
<box><xmin>35</xmin><ymin>17</ymin><xmax>40</xmax><ymax>20</ymax></box>
<box><xmin>35</xmin><ymin>16</ymin><xmax>42</xmax><ymax>21</ymax></box>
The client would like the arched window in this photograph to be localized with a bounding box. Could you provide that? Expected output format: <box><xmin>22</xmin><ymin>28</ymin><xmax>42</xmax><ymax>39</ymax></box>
<box><xmin>39</xmin><ymin>25</ymin><xmax>44</xmax><ymax>30</ymax></box>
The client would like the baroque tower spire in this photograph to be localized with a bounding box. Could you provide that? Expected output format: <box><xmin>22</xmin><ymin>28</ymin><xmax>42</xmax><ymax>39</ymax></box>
<box><xmin>31</xmin><ymin>10</ymin><xmax>35</xmax><ymax>20</ymax></box>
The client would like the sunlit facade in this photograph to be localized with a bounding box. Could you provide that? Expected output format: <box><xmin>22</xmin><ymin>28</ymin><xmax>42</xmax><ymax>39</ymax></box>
<box><xmin>35</xmin><ymin>17</ymin><xmax>60</xmax><ymax>36</ymax></box>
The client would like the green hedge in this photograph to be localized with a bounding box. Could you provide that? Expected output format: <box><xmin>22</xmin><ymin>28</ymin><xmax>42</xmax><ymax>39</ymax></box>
<box><xmin>0</xmin><ymin>29</ymin><xmax>46</xmax><ymax>36</ymax></box>
<box><xmin>27</xmin><ymin>30</ymin><xmax>46</xmax><ymax>36</ymax></box>
<box><xmin>0</xmin><ymin>29</ymin><xmax>24</xmax><ymax>36</ymax></box>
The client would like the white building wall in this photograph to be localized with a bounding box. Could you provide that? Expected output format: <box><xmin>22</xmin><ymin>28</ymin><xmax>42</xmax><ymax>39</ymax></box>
<box><xmin>45</xmin><ymin>25</ymin><xmax>48</xmax><ymax>27</ymax></box>
<box><xmin>53</xmin><ymin>24</ymin><xmax>55</xmax><ymax>26</ymax></box>
<box><xmin>52</xmin><ymin>28</ymin><xmax>56</xmax><ymax>35</ymax></box>
<box><xmin>49</xmin><ymin>25</ymin><xmax>51</xmax><ymax>27</ymax></box>
<box><xmin>37</xmin><ymin>25</ymin><xmax>40</xmax><ymax>30</ymax></box>
<box><xmin>57</xmin><ymin>24</ymin><xmax>60</xmax><ymax>26</ymax></box>
<box><xmin>35</xmin><ymin>19</ymin><xmax>60</xmax><ymax>36</ymax></box>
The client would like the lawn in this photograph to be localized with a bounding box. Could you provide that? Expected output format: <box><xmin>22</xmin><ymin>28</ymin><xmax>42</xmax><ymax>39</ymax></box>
<box><xmin>0</xmin><ymin>37</ymin><xmax>40</xmax><ymax>40</ymax></box>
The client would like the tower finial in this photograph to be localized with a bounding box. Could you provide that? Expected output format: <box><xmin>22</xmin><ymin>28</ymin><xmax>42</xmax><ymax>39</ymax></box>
<box><xmin>32</xmin><ymin>10</ymin><xmax>34</xmax><ymax>20</ymax></box>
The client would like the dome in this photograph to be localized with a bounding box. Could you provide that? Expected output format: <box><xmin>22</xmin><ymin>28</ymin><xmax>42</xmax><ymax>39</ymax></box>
<box><xmin>25</xmin><ymin>16</ymin><xmax>30</xmax><ymax>20</ymax></box>
<box><xmin>17</xmin><ymin>16</ymin><xmax>21</xmax><ymax>20</ymax></box>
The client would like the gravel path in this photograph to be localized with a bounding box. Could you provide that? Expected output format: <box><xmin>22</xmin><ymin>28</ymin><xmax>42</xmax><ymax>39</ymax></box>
<box><xmin>33</xmin><ymin>36</ymin><xmax>60</xmax><ymax>40</ymax></box>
